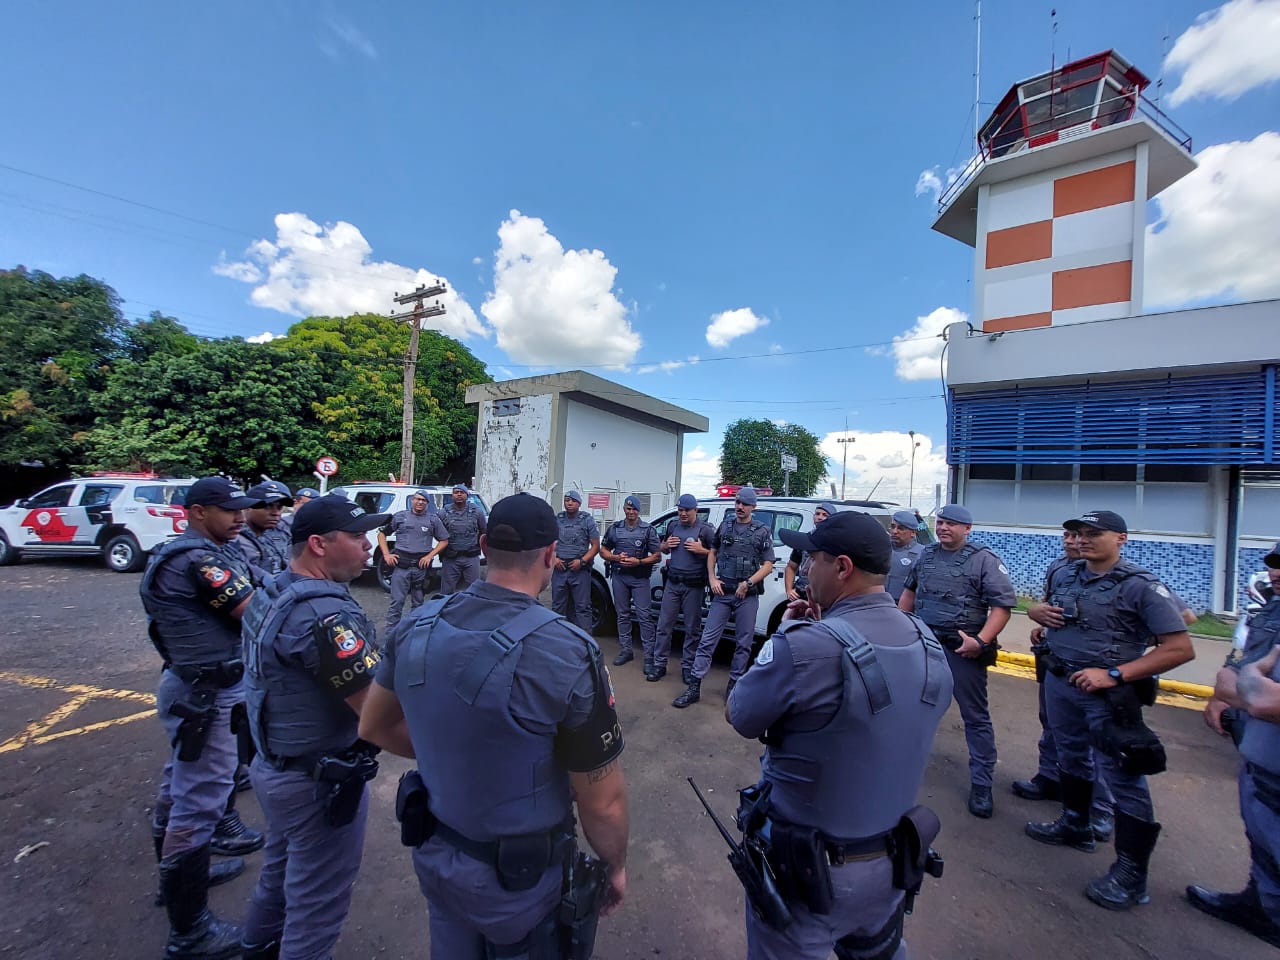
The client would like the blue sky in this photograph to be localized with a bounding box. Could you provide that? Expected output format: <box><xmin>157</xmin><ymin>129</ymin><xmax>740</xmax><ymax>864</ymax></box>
<box><xmin>3</xmin><ymin>1</ymin><xmax>1277</xmax><ymax>501</ymax></box>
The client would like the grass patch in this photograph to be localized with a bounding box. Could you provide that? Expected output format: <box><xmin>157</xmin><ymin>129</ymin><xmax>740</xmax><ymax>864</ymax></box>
<box><xmin>1187</xmin><ymin>614</ymin><xmax>1236</xmax><ymax>640</ymax></box>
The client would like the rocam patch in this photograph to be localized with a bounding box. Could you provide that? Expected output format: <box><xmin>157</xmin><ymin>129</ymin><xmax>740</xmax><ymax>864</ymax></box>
<box><xmin>330</xmin><ymin>619</ymin><xmax>365</xmax><ymax>659</ymax></box>
<box><xmin>201</xmin><ymin>564</ymin><xmax>232</xmax><ymax>588</ymax></box>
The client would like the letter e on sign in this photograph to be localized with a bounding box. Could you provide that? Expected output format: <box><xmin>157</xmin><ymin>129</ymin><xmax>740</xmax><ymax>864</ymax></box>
<box><xmin>315</xmin><ymin>456</ymin><xmax>339</xmax><ymax>477</ymax></box>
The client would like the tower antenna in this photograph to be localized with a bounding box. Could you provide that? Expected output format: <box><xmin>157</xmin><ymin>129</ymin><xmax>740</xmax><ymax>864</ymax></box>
<box><xmin>974</xmin><ymin>0</ymin><xmax>982</xmax><ymax>140</ymax></box>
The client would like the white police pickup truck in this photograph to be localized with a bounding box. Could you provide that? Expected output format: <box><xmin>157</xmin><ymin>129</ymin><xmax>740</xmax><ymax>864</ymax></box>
<box><xmin>0</xmin><ymin>474</ymin><xmax>195</xmax><ymax>572</ymax></box>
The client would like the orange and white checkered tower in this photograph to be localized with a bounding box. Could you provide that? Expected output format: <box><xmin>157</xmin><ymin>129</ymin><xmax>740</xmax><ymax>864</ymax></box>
<box><xmin>933</xmin><ymin>51</ymin><xmax>1197</xmax><ymax>332</ymax></box>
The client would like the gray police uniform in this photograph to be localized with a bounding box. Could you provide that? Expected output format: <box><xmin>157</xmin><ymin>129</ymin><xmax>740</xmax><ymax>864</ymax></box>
<box><xmin>551</xmin><ymin>510</ymin><xmax>600</xmax><ymax>632</ymax></box>
<box><xmin>239</xmin><ymin>571</ymin><xmax>382</xmax><ymax>959</ymax></box>
<box><xmin>885</xmin><ymin>541</ymin><xmax>923</xmax><ymax>603</ymax></box>
<box><xmin>378</xmin><ymin>581</ymin><xmax>624</xmax><ymax>958</ymax></box>
<box><xmin>1041</xmin><ymin>559</ymin><xmax>1186</xmax><ymax>822</ymax></box>
<box><xmin>383</xmin><ymin>509</ymin><xmax>450</xmax><ymax>635</ymax></box>
<box><xmin>657</xmin><ymin>517</ymin><xmax>715</xmax><ymax>678</ymax></box>
<box><xmin>603</xmin><ymin>518</ymin><xmax>661</xmax><ymax>660</ymax></box>
<box><xmin>236</xmin><ymin>526</ymin><xmax>291</xmax><ymax>588</ymax></box>
<box><xmin>1235</xmin><ymin>597</ymin><xmax>1280</xmax><ymax>921</ymax></box>
<box><xmin>904</xmin><ymin>543</ymin><xmax>1015</xmax><ymax>788</ymax></box>
<box><xmin>728</xmin><ymin>593</ymin><xmax>954</xmax><ymax>960</ymax></box>
<box><xmin>141</xmin><ymin>534</ymin><xmax>255</xmax><ymax>857</ymax></box>
<box><xmin>439</xmin><ymin>502</ymin><xmax>487</xmax><ymax>594</ymax></box>
<box><xmin>690</xmin><ymin>517</ymin><xmax>775</xmax><ymax>683</ymax></box>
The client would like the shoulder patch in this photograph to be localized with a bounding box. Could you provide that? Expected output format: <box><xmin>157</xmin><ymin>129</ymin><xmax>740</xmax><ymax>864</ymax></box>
<box><xmin>755</xmin><ymin>637</ymin><xmax>775</xmax><ymax>666</ymax></box>
<box><xmin>998</xmin><ymin>563</ymin><xmax>1009</xmax><ymax>575</ymax></box>
<box><xmin>200</xmin><ymin>562</ymin><xmax>232</xmax><ymax>588</ymax></box>
<box><xmin>900</xmin><ymin>556</ymin><xmax>913</xmax><ymax>565</ymax></box>
<box><xmin>1153</xmin><ymin>583</ymin><xmax>1171</xmax><ymax>598</ymax></box>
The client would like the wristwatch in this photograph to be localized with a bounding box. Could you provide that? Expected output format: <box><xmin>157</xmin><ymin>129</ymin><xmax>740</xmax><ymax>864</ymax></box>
<box><xmin>1107</xmin><ymin>667</ymin><xmax>1125</xmax><ymax>685</ymax></box>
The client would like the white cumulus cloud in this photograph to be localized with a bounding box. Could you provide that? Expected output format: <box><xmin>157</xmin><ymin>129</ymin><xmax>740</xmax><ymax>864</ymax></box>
<box><xmin>637</xmin><ymin>355</ymin><xmax>700</xmax><ymax>375</ymax></box>
<box><xmin>480</xmin><ymin>210</ymin><xmax>640</xmax><ymax>367</ymax></box>
<box><xmin>246</xmin><ymin>331</ymin><xmax>281</xmax><ymax>344</ymax></box>
<box><xmin>914</xmin><ymin>165</ymin><xmax>969</xmax><ymax>203</ymax></box>
<box><xmin>888</xmin><ymin>306</ymin><xmax>965</xmax><ymax>382</ymax></box>
<box><xmin>1165</xmin><ymin>0</ymin><xmax>1280</xmax><ymax>106</ymax></box>
<box><xmin>820</xmin><ymin>430</ymin><xmax>947</xmax><ymax>507</ymax></box>
<box><xmin>1145</xmin><ymin>132</ymin><xmax>1280</xmax><ymax>306</ymax></box>
<box><xmin>214</xmin><ymin>213</ymin><xmax>484</xmax><ymax>339</ymax></box>
<box><xmin>706</xmin><ymin>307</ymin><xmax>768</xmax><ymax>349</ymax></box>
<box><xmin>681</xmin><ymin>445</ymin><xmax>723</xmax><ymax>498</ymax></box>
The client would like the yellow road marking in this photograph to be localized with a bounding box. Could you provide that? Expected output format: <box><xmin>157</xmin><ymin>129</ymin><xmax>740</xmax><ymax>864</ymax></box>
<box><xmin>990</xmin><ymin>658</ymin><xmax>1207</xmax><ymax>712</ymax></box>
<box><xmin>0</xmin><ymin>670</ymin><xmax>156</xmax><ymax>754</ymax></box>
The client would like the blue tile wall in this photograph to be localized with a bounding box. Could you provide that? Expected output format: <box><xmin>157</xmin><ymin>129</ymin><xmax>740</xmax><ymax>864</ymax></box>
<box><xmin>969</xmin><ymin>529</ymin><xmax>1216</xmax><ymax>612</ymax></box>
<box><xmin>1236</xmin><ymin>546</ymin><xmax>1272</xmax><ymax>609</ymax></box>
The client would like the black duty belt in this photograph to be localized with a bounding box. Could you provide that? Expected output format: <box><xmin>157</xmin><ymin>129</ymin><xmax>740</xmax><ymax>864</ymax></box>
<box><xmin>450</xmin><ymin>549</ymin><xmax>481</xmax><ymax>558</ymax></box>
<box><xmin>272</xmin><ymin>741</ymin><xmax>375</xmax><ymax>776</ymax></box>
<box><xmin>617</xmin><ymin>565</ymin><xmax>655</xmax><ymax>578</ymax></box>
<box><xmin>667</xmin><ymin>570</ymin><xmax>707</xmax><ymax>586</ymax></box>
<box><xmin>394</xmin><ymin>552</ymin><xmax>427</xmax><ymax>562</ymax></box>
<box><xmin>822</xmin><ymin>831</ymin><xmax>891</xmax><ymax>865</ymax></box>
<box><xmin>170</xmin><ymin>660</ymin><xmax>244</xmax><ymax>687</ymax></box>
<box><xmin>434</xmin><ymin>818</ymin><xmax>574</xmax><ymax>868</ymax></box>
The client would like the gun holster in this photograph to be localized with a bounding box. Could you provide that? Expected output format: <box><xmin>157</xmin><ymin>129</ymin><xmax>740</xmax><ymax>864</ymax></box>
<box><xmin>1092</xmin><ymin>685</ymin><xmax>1167</xmax><ymax>776</ymax></box>
<box><xmin>1033</xmin><ymin>646</ymin><xmax>1048</xmax><ymax>683</ymax></box>
<box><xmin>975</xmin><ymin>639</ymin><xmax>1000</xmax><ymax>668</ymax></box>
<box><xmin>762</xmin><ymin>820</ymin><xmax>834</xmax><ymax>915</ymax></box>
<box><xmin>889</xmin><ymin>805</ymin><xmax>943</xmax><ymax>914</ymax></box>
<box><xmin>313</xmin><ymin>748</ymin><xmax>380</xmax><ymax>827</ymax></box>
<box><xmin>559</xmin><ymin>851</ymin><xmax>609</xmax><ymax>960</ymax></box>
<box><xmin>168</xmin><ymin>685</ymin><xmax>217</xmax><ymax>762</ymax></box>
<box><xmin>229</xmin><ymin>702</ymin><xmax>255</xmax><ymax>765</ymax></box>
<box><xmin>395</xmin><ymin>770</ymin><xmax>437</xmax><ymax>848</ymax></box>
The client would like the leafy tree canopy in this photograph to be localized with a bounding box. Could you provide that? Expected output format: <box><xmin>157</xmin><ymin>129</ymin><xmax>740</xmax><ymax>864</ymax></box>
<box><xmin>719</xmin><ymin>418</ymin><xmax>827</xmax><ymax>497</ymax></box>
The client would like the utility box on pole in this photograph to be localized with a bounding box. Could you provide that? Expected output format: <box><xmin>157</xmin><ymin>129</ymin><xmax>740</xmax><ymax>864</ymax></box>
<box><xmin>391</xmin><ymin>283</ymin><xmax>447</xmax><ymax>483</ymax></box>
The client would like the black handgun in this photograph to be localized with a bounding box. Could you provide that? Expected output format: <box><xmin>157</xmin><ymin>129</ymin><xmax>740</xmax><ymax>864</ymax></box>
<box><xmin>168</xmin><ymin>687</ymin><xmax>217</xmax><ymax>762</ymax></box>
<box><xmin>688</xmin><ymin>777</ymin><xmax>792</xmax><ymax>931</ymax></box>
<box><xmin>560</xmin><ymin>850</ymin><xmax>609</xmax><ymax>960</ymax></box>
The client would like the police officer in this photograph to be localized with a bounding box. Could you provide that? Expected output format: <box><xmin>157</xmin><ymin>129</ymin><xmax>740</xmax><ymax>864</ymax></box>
<box><xmin>358</xmin><ymin>493</ymin><xmax>629</xmax><ymax>959</ymax></box>
<box><xmin>727</xmin><ymin>511</ymin><xmax>953</xmax><ymax>960</ymax></box>
<box><xmin>1186</xmin><ymin>540</ymin><xmax>1280</xmax><ymax>947</ymax></box>
<box><xmin>278</xmin><ymin>487</ymin><xmax>320</xmax><ymax>535</ymax></box>
<box><xmin>237</xmin><ymin>481</ymin><xmax>293</xmax><ymax>587</ymax></box>
<box><xmin>783</xmin><ymin>501</ymin><xmax>836</xmax><ymax>601</ymax></box>
<box><xmin>1025</xmin><ymin>510</ymin><xmax>1193</xmax><ymax>911</ymax></box>
<box><xmin>599</xmin><ymin>495</ymin><xmax>661</xmax><ymax>669</ymax></box>
<box><xmin>656</xmin><ymin>494</ymin><xmax>714</xmax><ymax>684</ymax></box>
<box><xmin>378</xmin><ymin>490</ymin><xmax>449</xmax><ymax>635</ymax></box>
<box><xmin>239</xmin><ymin>495</ymin><xmax>391</xmax><ymax>959</ymax></box>
<box><xmin>552</xmin><ymin>490</ymin><xmax>600</xmax><ymax>633</ymax></box>
<box><xmin>439</xmin><ymin>483</ymin><xmax>487</xmax><ymax>593</ymax></box>
<box><xmin>885</xmin><ymin>509</ymin><xmax>924</xmax><ymax>603</ymax></box>
<box><xmin>142</xmin><ymin>477</ymin><xmax>263</xmax><ymax>959</ymax></box>
<box><xmin>674</xmin><ymin>487</ymin><xmax>776</xmax><ymax>708</ymax></box>
<box><xmin>898</xmin><ymin>503</ymin><xmax>1015</xmax><ymax>819</ymax></box>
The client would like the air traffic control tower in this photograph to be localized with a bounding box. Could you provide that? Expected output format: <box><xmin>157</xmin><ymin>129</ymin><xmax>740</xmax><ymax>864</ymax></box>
<box><xmin>932</xmin><ymin>50</ymin><xmax>1196</xmax><ymax>333</ymax></box>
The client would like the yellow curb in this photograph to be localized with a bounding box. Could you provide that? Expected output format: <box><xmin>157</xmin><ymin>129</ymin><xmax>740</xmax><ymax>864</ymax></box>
<box><xmin>995</xmin><ymin>651</ymin><xmax>1214</xmax><ymax>701</ymax></box>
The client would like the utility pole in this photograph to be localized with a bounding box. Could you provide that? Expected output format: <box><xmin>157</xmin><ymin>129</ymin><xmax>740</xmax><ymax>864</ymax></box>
<box><xmin>837</xmin><ymin>431</ymin><xmax>856</xmax><ymax>500</ymax></box>
<box><xmin>391</xmin><ymin>283</ymin><xmax>446</xmax><ymax>483</ymax></box>
<box><xmin>908</xmin><ymin>430</ymin><xmax>920</xmax><ymax>507</ymax></box>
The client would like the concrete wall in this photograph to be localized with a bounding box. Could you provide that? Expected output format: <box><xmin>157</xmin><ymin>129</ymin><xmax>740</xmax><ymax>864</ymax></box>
<box><xmin>473</xmin><ymin>393</ymin><xmax>554</xmax><ymax>506</ymax></box>
<box><xmin>560</xmin><ymin>398</ymin><xmax>680</xmax><ymax>521</ymax></box>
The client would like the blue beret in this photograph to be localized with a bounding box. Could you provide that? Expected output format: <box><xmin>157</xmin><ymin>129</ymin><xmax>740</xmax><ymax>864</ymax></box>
<box><xmin>565</xmin><ymin>489</ymin><xmax>583</xmax><ymax>503</ymax></box>
<box><xmin>677</xmin><ymin>494</ymin><xmax>698</xmax><ymax>509</ymax></box>
<box><xmin>624</xmin><ymin>495</ymin><xmax>641</xmax><ymax>510</ymax></box>
<box><xmin>937</xmin><ymin>503</ymin><xmax>973</xmax><ymax>525</ymax></box>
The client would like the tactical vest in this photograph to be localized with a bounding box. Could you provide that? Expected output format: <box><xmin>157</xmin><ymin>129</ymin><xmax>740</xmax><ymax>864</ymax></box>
<box><xmin>556</xmin><ymin>511</ymin><xmax>594</xmax><ymax>559</ymax></box>
<box><xmin>241</xmin><ymin>573</ymin><xmax>368</xmax><ymax>762</ymax></box>
<box><xmin>1240</xmin><ymin>602</ymin><xmax>1280</xmax><ymax>774</ymax></box>
<box><xmin>884</xmin><ymin>542</ymin><xmax>922</xmax><ymax>601</ymax></box>
<box><xmin>140</xmin><ymin>536</ymin><xmax>246</xmax><ymax>667</ymax></box>
<box><xmin>238</xmin><ymin>527</ymin><xmax>288</xmax><ymax>580</ymax></box>
<box><xmin>441</xmin><ymin>504</ymin><xmax>482</xmax><ymax>554</ymax></box>
<box><xmin>396</xmin><ymin>598</ymin><xmax>578</xmax><ymax>840</ymax></box>
<box><xmin>665</xmin><ymin>519</ymin><xmax>709</xmax><ymax>574</ymax></box>
<box><xmin>1043</xmin><ymin>559</ymin><xmax>1160</xmax><ymax>665</ymax></box>
<box><xmin>391</xmin><ymin>510</ymin><xmax>437</xmax><ymax>555</ymax></box>
<box><xmin>715</xmin><ymin>518</ymin><xmax>769</xmax><ymax>583</ymax></box>
<box><xmin>910</xmin><ymin>543</ymin><xmax>990</xmax><ymax>635</ymax></box>
<box><xmin>762</xmin><ymin>613</ymin><xmax>950</xmax><ymax>838</ymax></box>
<box><xmin>607</xmin><ymin>520</ymin><xmax>654</xmax><ymax>577</ymax></box>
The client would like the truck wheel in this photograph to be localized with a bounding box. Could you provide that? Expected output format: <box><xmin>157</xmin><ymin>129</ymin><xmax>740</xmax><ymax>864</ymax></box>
<box><xmin>0</xmin><ymin>532</ymin><xmax>18</xmax><ymax>566</ymax></box>
<box><xmin>105</xmin><ymin>533</ymin><xmax>145</xmax><ymax>572</ymax></box>
<box><xmin>590</xmin><ymin>576</ymin><xmax>614</xmax><ymax>636</ymax></box>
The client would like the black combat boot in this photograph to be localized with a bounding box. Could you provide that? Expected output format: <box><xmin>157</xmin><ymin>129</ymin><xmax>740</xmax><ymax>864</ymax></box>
<box><xmin>967</xmin><ymin>784</ymin><xmax>993</xmax><ymax>819</ymax></box>
<box><xmin>1186</xmin><ymin>880</ymin><xmax>1280</xmax><ymax>947</ymax></box>
<box><xmin>160</xmin><ymin>845</ymin><xmax>243</xmax><ymax>960</ymax></box>
<box><xmin>672</xmin><ymin>678</ymin><xmax>701</xmax><ymax>708</ymax></box>
<box><xmin>645</xmin><ymin>666</ymin><xmax>667</xmax><ymax>682</ymax></box>
<box><xmin>613</xmin><ymin>649</ymin><xmax>634</xmax><ymax>666</ymax></box>
<box><xmin>240</xmin><ymin>940</ymin><xmax>281</xmax><ymax>959</ymax></box>
<box><xmin>210</xmin><ymin>794</ymin><xmax>265</xmax><ymax>857</ymax></box>
<box><xmin>682</xmin><ymin>667</ymin><xmax>693</xmax><ymax>686</ymax></box>
<box><xmin>643</xmin><ymin>656</ymin><xmax>655</xmax><ymax>678</ymax></box>
<box><xmin>1090</xmin><ymin>809</ymin><xmax>1115</xmax><ymax>842</ymax></box>
<box><xmin>1011</xmin><ymin>773</ymin><xmax>1061</xmax><ymax>802</ymax></box>
<box><xmin>153</xmin><ymin>814</ymin><xmax>245</xmax><ymax>906</ymax></box>
<box><xmin>1025</xmin><ymin>773</ymin><xmax>1096</xmax><ymax>851</ymax></box>
<box><xmin>1085</xmin><ymin>813</ymin><xmax>1161</xmax><ymax>910</ymax></box>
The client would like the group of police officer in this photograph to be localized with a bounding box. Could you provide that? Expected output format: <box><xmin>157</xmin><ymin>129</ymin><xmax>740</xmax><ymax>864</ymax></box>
<box><xmin>141</xmin><ymin>474</ymin><xmax>1280</xmax><ymax>958</ymax></box>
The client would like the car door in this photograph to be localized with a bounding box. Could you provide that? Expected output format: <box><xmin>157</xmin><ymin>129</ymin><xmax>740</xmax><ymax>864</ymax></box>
<box><xmin>73</xmin><ymin>483</ymin><xmax>124</xmax><ymax>545</ymax></box>
<box><xmin>18</xmin><ymin>483</ymin><xmax>79</xmax><ymax>547</ymax></box>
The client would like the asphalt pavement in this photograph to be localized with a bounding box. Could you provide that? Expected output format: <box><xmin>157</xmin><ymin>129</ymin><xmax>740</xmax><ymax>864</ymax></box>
<box><xmin>0</xmin><ymin>558</ymin><xmax>1266</xmax><ymax>960</ymax></box>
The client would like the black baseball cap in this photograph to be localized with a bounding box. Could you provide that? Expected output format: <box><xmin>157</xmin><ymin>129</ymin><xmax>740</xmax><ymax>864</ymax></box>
<box><xmin>779</xmin><ymin>511</ymin><xmax>891</xmax><ymax>575</ymax></box>
<box><xmin>186</xmin><ymin>477</ymin><xmax>264</xmax><ymax>510</ymax></box>
<box><xmin>246</xmin><ymin>480</ymin><xmax>293</xmax><ymax>505</ymax></box>
<box><xmin>486</xmin><ymin>493</ymin><xmax>558</xmax><ymax>551</ymax></box>
<box><xmin>291</xmin><ymin>495</ymin><xmax>389</xmax><ymax>544</ymax></box>
<box><xmin>1064</xmin><ymin>510</ymin><xmax>1127</xmax><ymax>534</ymax></box>
<box><xmin>1264</xmin><ymin>541</ymin><xmax>1280</xmax><ymax>569</ymax></box>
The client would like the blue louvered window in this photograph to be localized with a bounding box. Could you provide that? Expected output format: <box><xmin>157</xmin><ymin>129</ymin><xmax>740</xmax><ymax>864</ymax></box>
<box><xmin>949</xmin><ymin>367</ymin><xmax>1277</xmax><ymax>464</ymax></box>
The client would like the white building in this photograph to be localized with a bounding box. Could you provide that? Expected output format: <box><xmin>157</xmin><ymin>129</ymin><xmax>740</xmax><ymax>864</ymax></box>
<box><xmin>934</xmin><ymin>50</ymin><xmax>1277</xmax><ymax>613</ymax></box>
<box><xmin>464</xmin><ymin>370</ymin><xmax>708</xmax><ymax>522</ymax></box>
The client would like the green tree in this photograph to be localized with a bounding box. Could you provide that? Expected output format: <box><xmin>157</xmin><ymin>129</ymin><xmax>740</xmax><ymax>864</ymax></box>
<box><xmin>121</xmin><ymin>311</ymin><xmax>200</xmax><ymax>362</ymax></box>
<box><xmin>719</xmin><ymin>418</ymin><xmax>827</xmax><ymax>497</ymax></box>
<box><xmin>275</xmin><ymin>314</ymin><xmax>490</xmax><ymax>483</ymax></box>
<box><xmin>83</xmin><ymin>339</ymin><xmax>329</xmax><ymax>478</ymax></box>
<box><xmin>0</xmin><ymin>267</ymin><xmax>128</xmax><ymax>471</ymax></box>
